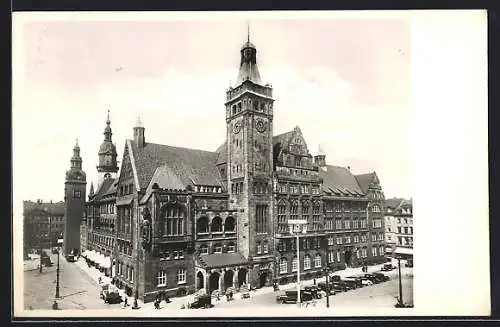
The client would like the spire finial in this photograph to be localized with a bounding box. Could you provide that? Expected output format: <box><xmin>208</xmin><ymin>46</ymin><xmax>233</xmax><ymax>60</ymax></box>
<box><xmin>106</xmin><ymin>109</ymin><xmax>111</xmax><ymax>124</ymax></box>
<box><xmin>247</xmin><ymin>21</ymin><xmax>250</xmax><ymax>43</ymax></box>
<box><xmin>76</xmin><ymin>138</ymin><xmax>79</xmax><ymax>146</ymax></box>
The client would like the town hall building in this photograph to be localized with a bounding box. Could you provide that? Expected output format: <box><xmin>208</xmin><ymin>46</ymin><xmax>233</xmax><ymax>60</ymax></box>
<box><xmin>79</xmin><ymin>34</ymin><xmax>386</xmax><ymax>302</ymax></box>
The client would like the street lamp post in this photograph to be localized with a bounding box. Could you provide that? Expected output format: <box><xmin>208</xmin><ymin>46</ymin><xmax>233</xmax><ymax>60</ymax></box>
<box><xmin>55</xmin><ymin>247</ymin><xmax>60</xmax><ymax>299</ymax></box>
<box><xmin>397</xmin><ymin>256</ymin><xmax>403</xmax><ymax>306</ymax></box>
<box><xmin>288</xmin><ymin>219</ymin><xmax>307</xmax><ymax>308</ymax></box>
<box><xmin>324</xmin><ymin>266</ymin><xmax>330</xmax><ymax>308</ymax></box>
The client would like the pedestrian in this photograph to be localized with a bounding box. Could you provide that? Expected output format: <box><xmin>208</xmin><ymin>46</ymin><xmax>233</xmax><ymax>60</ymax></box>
<box><xmin>123</xmin><ymin>297</ymin><xmax>128</xmax><ymax>307</ymax></box>
<box><xmin>98</xmin><ymin>277</ymin><xmax>102</xmax><ymax>284</ymax></box>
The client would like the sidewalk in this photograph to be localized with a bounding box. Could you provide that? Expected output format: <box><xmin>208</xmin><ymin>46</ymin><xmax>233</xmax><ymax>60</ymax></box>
<box><xmin>73</xmin><ymin>257</ymin><xmax>387</xmax><ymax>312</ymax></box>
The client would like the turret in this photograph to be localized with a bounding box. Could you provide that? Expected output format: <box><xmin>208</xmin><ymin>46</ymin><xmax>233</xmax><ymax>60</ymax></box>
<box><xmin>133</xmin><ymin>116</ymin><xmax>145</xmax><ymax>148</ymax></box>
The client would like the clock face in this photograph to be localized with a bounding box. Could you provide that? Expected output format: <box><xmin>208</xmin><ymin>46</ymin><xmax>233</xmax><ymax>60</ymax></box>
<box><xmin>233</xmin><ymin>121</ymin><xmax>242</xmax><ymax>134</ymax></box>
<box><xmin>255</xmin><ymin>119</ymin><xmax>266</xmax><ymax>133</ymax></box>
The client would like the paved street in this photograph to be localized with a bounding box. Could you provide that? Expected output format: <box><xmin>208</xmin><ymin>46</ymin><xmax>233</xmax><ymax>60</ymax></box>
<box><xmin>215</xmin><ymin>266</ymin><xmax>413</xmax><ymax>309</ymax></box>
<box><xmin>23</xmin><ymin>251</ymin><xmax>123</xmax><ymax>310</ymax></box>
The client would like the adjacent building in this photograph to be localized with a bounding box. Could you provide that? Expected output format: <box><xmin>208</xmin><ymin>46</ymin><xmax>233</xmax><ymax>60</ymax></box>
<box><xmin>80</xmin><ymin>35</ymin><xmax>387</xmax><ymax>302</ymax></box>
<box><xmin>384</xmin><ymin>198</ymin><xmax>413</xmax><ymax>257</ymax></box>
<box><xmin>23</xmin><ymin>200</ymin><xmax>65</xmax><ymax>256</ymax></box>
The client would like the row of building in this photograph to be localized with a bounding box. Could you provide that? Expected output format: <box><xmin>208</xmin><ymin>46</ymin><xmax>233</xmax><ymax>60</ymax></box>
<box><xmin>23</xmin><ymin>34</ymin><xmax>413</xmax><ymax>303</ymax></box>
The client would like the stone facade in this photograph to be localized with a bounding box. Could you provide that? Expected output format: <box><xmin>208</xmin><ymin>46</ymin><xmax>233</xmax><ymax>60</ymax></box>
<box><xmin>78</xmin><ymin>35</ymin><xmax>387</xmax><ymax>302</ymax></box>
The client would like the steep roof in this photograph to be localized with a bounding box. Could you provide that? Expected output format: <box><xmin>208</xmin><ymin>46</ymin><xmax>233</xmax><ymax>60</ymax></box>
<box><xmin>215</xmin><ymin>141</ymin><xmax>227</xmax><ymax>165</ymax></box>
<box><xmin>23</xmin><ymin>200</ymin><xmax>65</xmax><ymax>216</ymax></box>
<box><xmin>91</xmin><ymin>178</ymin><xmax>115</xmax><ymax>201</ymax></box>
<box><xmin>129</xmin><ymin>141</ymin><xmax>224</xmax><ymax>191</ymax></box>
<box><xmin>355</xmin><ymin>172</ymin><xmax>376</xmax><ymax>194</ymax></box>
<box><xmin>385</xmin><ymin>198</ymin><xmax>404</xmax><ymax>209</ymax></box>
<box><xmin>318</xmin><ymin>165</ymin><xmax>364</xmax><ymax>196</ymax></box>
<box><xmin>272</xmin><ymin>130</ymin><xmax>294</xmax><ymax>147</ymax></box>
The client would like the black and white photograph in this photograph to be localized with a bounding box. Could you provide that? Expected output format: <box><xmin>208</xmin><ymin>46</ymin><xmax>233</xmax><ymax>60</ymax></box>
<box><xmin>12</xmin><ymin>10</ymin><xmax>489</xmax><ymax>318</ymax></box>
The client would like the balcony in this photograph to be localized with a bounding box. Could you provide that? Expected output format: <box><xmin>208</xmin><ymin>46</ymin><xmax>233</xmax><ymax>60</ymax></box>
<box><xmin>195</xmin><ymin>230</ymin><xmax>237</xmax><ymax>240</ymax></box>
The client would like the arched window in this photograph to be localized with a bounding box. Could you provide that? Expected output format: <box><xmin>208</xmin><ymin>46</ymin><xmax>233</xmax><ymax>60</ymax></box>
<box><xmin>211</xmin><ymin>216</ymin><xmax>223</xmax><ymax>233</ymax></box>
<box><xmin>279</xmin><ymin>258</ymin><xmax>288</xmax><ymax>274</ymax></box>
<box><xmin>304</xmin><ymin>255</ymin><xmax>311</xmax><ymax>270</ymax></box>
<box><xmin>224</xmin><ymin>216</ymin><xmax>235</xmax><ymax>232</ymax></box>
<box><xmin>164</xmin><ymin>204</ymin><xmax>184</xmax><ymax>236</ymax></box>
<box><xmin>290</xmin><ymin>201</ymin><xmax>299</xmax><ymax>220</ymax></box>
<box><xmin>197</xmin><ymin>216</ymin><xmax>209</xmax><ymax>234</ymax></box>
<box><xmin>314</xmin><ymin>253</ymin><xmax>322</xmax><ymax>268</ymax></box>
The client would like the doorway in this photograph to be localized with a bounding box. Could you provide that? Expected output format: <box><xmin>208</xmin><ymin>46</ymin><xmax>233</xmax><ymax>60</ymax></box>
<box><xmin>224</xmin><ymin>270</ymin><xmax>234</xmax><ymax>290</ymax></box>
<box><xmin>259</xmin><ymin>271</ymin><xmax>270</xmax><ymax>288</ymax></box>
<box><xmin>209</xmin><ymin>272</ymin><xmax>220</xmax><ymax>293</ymax></box>
<box><xmin>197</xmin><ymin>271</ymin><xmax>204</xmax><ymax>290</ymax></box>
<box><xmin>237</xmin><ymin>268</ymin><xmax>248</xmax><ymax>287</ymax></box>
<box><xmin>344</xmin><ymin>249</ymin><xmax>353</xmax><ymax>267</ymax></box>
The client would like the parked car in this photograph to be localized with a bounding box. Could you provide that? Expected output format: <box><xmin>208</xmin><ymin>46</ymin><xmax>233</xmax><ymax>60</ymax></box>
<box><xmin>42</xmin><ymin>256</ymin><xmax>53</xmax><ymax>267</ymax></box>
<box><xmin>100</xmin><ymin>284</ymin><xmax>123</xmax><ymax>304</ymax></box>
<box><xmin>381</xmin><ymin>263</ymin><xmax>396</xmax><ymax>271</ymax></box>
<box><xmin>372</xmin><ymin>272</ymin><xmax>390</xmax><ymax>282</ymax></box>
<box><xmin>66</xmin><ymin>254</ymin><xmax>76</xmax><ymax>262</ymax></box>
<box><xmin>304</xmin><ymin>286</ymin><xmax>325</xmax><ymax>299</ymax></box>
<box><xmin>276</xmin><ymin>290</ymin><xmax>314</xmax><ymax>304</ymax></box>
<box><xmin>349</xmin><ymin>275</ymin><xmax>374</xmax><ymax>286</ymax></box>
<box><xmin>189</xmin><ymin>294</ymin><xmax>214</xmax><ymax>309</ymax></box>
<box><xmin>344</xmin><ymin>276</ymin><xmax>364</xmax><ymax>288</ymax></box>
<box><xmin>362</xmin><ymin>273</ymin><xmax>383</xmax><ymax>283</ymax></box>
<box><xmin>51</xmin><ymin>248</ymin><xmax>59</xmax><ymax>254</ymax></box>
<box><xmin>317</xmin><ymin>282</ymin><xmax>338</xmax><ymax>295</ymax></box>
<box><xmin>405</xmin><ymin>259</ymin><xmax>413</xmax><ymax>268</ymax></box>
<box><xmin>338</xmin><ymin>278</ymin><xmax>358</xmax><ymax>289</ymax></box>
<box><xmin>331</xmin><ymin>281</ymin><xmax>353</xmax><ymax>292</ymax></box>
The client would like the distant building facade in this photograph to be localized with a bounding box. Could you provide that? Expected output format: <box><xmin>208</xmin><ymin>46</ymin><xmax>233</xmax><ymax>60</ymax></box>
<box><xmin>78</xmin><ymin>35</ymin><xmax>387</xmax><ymax>302</ymax></box>
<box><xmin>384</xmin><ymin>198</ymin><xmax>413</xmax><ymax>256</ymax></box>
<box><xmin>23</xmin><ymin>200</ymin><xmax>65</xmax><ymax>255</ymax></box>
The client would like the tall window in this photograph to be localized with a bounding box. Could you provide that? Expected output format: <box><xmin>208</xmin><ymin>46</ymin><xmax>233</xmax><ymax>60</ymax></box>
<box><xmin>344</xmin><ymin>219</ymin><xmax>351</xmax><ymax>229</ymax></box>
<box><xmin>304</xmin><ymin>255</ymin><xmax>311</xmax><ymax>270</ymax></box>
<box><xmin>257</xmin><ymin>242</ymin><xmax>262</xmax><ymax>254</ymax></box>
<box><xmin>263</xmin><ymin>241</ymin><xmax>269</xmax><ymax>253</ymax></box>
<box><xmin>302</xmin><ymin>201</ymin><xmax>310</xmax><ymax>222</ymax></box>
<box><xmin>371</xmin><ymin>233</ymin><xmax>377</xmax><ymax>241</ymax></box>
<box><xmin>292</xmin><ymin>256</ymin><xmax>298</xmax><ymax>272</ymax></box>
<box><xmin>361</xmin><ymin>219</ymin><xmax>367</xmax><ymax>228</ymax></box>
<box><xmin>177</xmin><ymin>268</ymin><xmax>186</xmax><ymax>284</ymax></box>
<box><xmin>379</xmin><ymin>245</ymin><xmax>385</xmax><ymax>256</ymax></box>
<box><xmin>277</xmin><ymin>200</ymin><xmax>287</xmax><ymax>233</ymax></box>
<box><xmin>336</xmin><ymin>219</ymin><xmax>342</xmax><ymax>230</ymax></box>
<box><xmin>336</xmin><ymin>251</ymin><xmax>341</xmax><ymax>262</ymax></box>
<box><xmin>312</xmin><ymin>202</ymin><xmax>321</xmax><ymax>230</ymax></box>
<box><xmin>328</xmin><ymin>251</ymin><xmax>335</xmax><ymax>263</ymax></box>
<box><xmin>314</xmin><ymin>254</ymin><xmax>322</xmax><ymax>268</ymax></box>
<box><xmin>290</xmin><ymin>201</ymin><xmax>299</xmax><ymax>220</ymax></box>
<box><xmin>255</xmin><ymin>205</ymin><xmax>268</xmax><ymax>234</ymax></box>
<box><xmin>279</xmin><ymin>258</ymin><xmax>288</xmax><ymax>274</ymax></box>
<box><xmin>372</xmin><ymin>247</ymin><xmax>378</xmax><ymax>257</ymax></box>
<box><xmin>157</xmin><ymin>270</ymin><xmax>167</xmax><ymax>287</ymax></box>
<box><xmin>165</xmin><ymin>205</ymin><xmax>184</xmax><ymax>236</ymax></box>
<box><xmin>336</xmin><ymin>237</ymin><xmax>343</xmax><ymax>245</ymax></box>
<box><xmin>328</xmin><ymin>237</ymin><xmax>334</xmax><ymax>246</ymax></box>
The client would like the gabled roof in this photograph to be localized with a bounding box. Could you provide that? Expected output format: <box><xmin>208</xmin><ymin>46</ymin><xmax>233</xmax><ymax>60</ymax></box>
<box><xmin>318</xmin><ymin>165</ymin><xmax>364</xmax><ymax>196</ymax></box>
<box><xmin>272</xmin><ymin>130</ymin><xmax>294</xmax><ymax>147</ymax></box>
<box><xmin>198</xmin><ymin>252</ymin><xmax>248</xmax><ymax>269</ymax></box>
<box><xmin>215</xmin><ymin>141</ymin><xmax>227</xmax><ymax>165</ymax></box>
<box><xmin>385</xmin><ymin>198</ymin><xmax>404</xmax><ymax>209</ymax></box>
<box><xmin>355</xmin><ymin>172</ymin><xmax>376</xmax><ymax>194</ymax></box>
<box><xmin>400</xmin><ymin>199</ymin><xmax>413</xmax><ymax>208</ymax></box>
<box><xmin>23</xmin><ymin>200</ymin><xmax>65</xmax><ymax>216</ymax></box>
<box><xmin>129</xmin><ymin>141</ymin><xmax>224</xmax><ymax>191</ymax></box>
<box><xmin>91</xmin><ymin>178</ymin><xmax>115</xmax><ymax>201</ymax></box>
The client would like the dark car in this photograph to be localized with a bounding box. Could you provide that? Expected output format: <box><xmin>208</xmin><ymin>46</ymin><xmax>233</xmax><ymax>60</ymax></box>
<box><xmin>189</xmin><ymin>294</ymin><xmax>214</xmax><ymax>309</ymax></box>
<box><xmin>51</xmin><ymin>248</ymin><xmax>59</xmax><ymax>254</ymax></box>
<box><xmin>276</xmin><ymin>290</ymin><xmax>314</xmax><ymax>304</ymax></box>
<box><xmin>42</xmin><ymin>256</ymin><xmax>53</xmax><ymax>267</ymax></box>
<box><xmin>405</xmin><ymin>259</ymin><xmax>413</xmax><ymax>268</ymax></box>
<box><xmin>304</xmin><ymin>286</ymin><xmax>326</xmax><ymax>299</ymax></box>
<box><xmin>344</xmin><ymin>276</ymin><xmax>364</xmax><ymax>288</ymax></box>
<box><xmin>381</xmin><ymin>263</ymin><xmax>396</xmax><ymax>271</ymax></box>
<box><xmin>338</xmin><ymin>278</ymin><xmax>358</xmax><ymax>289</ymax></box>
<box><xmin>317</xmin><ymin>282</ymin><xmax>338</xmax><ymax>295</ymax></box>
<box><xmin>66</xmin><ymin>254</ymin><xmax>76</xmax><ymax>262</ymax></box>
<box><xmin>372</xmin><ymin>272</ymin><xmax>390</xmax><ymax>282</ymax></box>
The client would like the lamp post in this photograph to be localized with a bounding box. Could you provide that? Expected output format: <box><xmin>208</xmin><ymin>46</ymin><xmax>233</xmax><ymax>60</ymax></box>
<box><xmin>324</xmin><ymin>266</ymin><xmax>330</xmax><ymax>308</ymax></box>
<box><xmin>397</xmin><ymin>255</ymin><xmax>403</xmax><ymax>306</ymax></box>
<box><xmin>288</xmin><ymin>219</ymin><xmax>307</xmax><ymax>308</ymax></box>
<box><xmin>55</xmin><ymin>247</ymin><xmax>60</xmax><ymax>298</ymax></box>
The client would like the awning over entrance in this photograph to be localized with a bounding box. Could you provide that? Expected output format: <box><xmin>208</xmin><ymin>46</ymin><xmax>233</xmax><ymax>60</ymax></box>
<box><xmin>198</xmin><ymin>253</ymin><xmax>248</xmax><ymax>269</ymax></box>
<box><xmin>394</xmin><ymin>247</ymin><xmax>413</xmax><ymax>256</ymax></box>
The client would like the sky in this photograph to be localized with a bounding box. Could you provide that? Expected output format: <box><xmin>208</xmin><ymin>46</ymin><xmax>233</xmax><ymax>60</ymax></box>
<box><xmin>12</xmin><ymin>13</ymin><xmax>411</xmax><ymax>217</ymax></box>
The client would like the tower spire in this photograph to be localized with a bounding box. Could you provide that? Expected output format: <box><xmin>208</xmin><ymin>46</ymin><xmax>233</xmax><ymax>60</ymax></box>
<box><xmin>106</xmin><ymin>109</ymin><xmax>111</xmax><ymax>125</ymax></box>
<box><xmin>247</xmin><ymin>21</ymin><xmax>250</xmax><ymax>43</ymax></box>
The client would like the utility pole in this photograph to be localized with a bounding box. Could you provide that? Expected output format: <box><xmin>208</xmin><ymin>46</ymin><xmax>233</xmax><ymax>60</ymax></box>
<box><xmin>325</xmin><ymin>267</ymin><xmax>330</xmax><ymax>308</ymax></box>
<box><xmin>55</xmin><ymin>247</ymin><xmax>60</xmax><ymax>298</ymax></box>
<box><xmin>39</xmin><ymin>238</ymin><xmax>43</xmax><ymax>273</ymax></box>
<box><xmin>397</xmin><ymin>256</ymin><xmax>403</xmax><ymax>305</ymax></box>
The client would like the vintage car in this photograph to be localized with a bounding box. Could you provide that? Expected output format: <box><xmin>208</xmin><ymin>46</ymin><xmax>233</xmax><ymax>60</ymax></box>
<box><xmin>372</xmin><ymin>272</ymin><xmax>390</xmax><ymax>282</ymax></box>
<box><xmin>51</xmin><ymin>248</ymin><xmax>59</xmax><ymax>254</ymax></box>
<box><xmin>276</xmin><ymin>290</ymin><xmax>314</xmax><ymax>304</ymax></box>
<box><xmin>303</xmin><ymin>286</ymin><xmax>326</xmax><ymax>299</ymax></box>
<box><xmin>189</xmin><ymin>294</ymin><xmax>214</xmax><ymax>309</ymax></box>
<box><xmin>316</xmin><ymin>282</ymin><xmax>339</xmax><ymax>295</ymax></box>
<box><xmin>351</xmin><ymin>275</ymin><xmax>375</xmax><ymax>286</ymax></box>
<box><xmin>100</xmin><ymin>284</ymin><xmax>123</xmax><ymax>304</ymax></box>
<box><xmin>342</xmin><ymin>277</ymin><xmax>363</xmax><ymax>288</ymax></box>
<box><xmin>405</xmin><ymin>259</ymin><xmax>413</xmax><ymax>268</ymax></box>
<box><xmin>66</xmin><ymin>254</ymin><xmax>76</xmax><ymax>263</ymax></box>
<box><xmin>381</xmin><ymin>263</ymin><xmax>396</xmax><ymax>271</ymax></box>
<box><xmin>42</xmin><ymin>256</ymin><xmax>53</xmax><ymax>267</ymax></box>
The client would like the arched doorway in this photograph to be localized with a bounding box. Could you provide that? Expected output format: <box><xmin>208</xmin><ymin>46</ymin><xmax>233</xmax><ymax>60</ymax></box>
<box><xmin>237</xmin><ymin>268</ymin><xmax>248</xmax><ymax>287</ymax></box>
<box><xmin>344</xmin><ymin>249</ymin><xmax>353</xmax><ymax>267</ymax></box>
<box><xmin>209</xmin><ymin>272</ymin><xmax>220</xmax><ymax>293</ymax></box>
<box><xmin>259</xmin><ymin>271</ymin><xmax>270</xmax><ymax>288</ymax></box>
<box><xmin>224</xmin><ymin>270</ymin><xmax>234</xmax><ymax>290</ymax></box>
<box><xmin>197</xmin><ymin>271</ymin><xmax>204</xmax><ymax>290</ymax></box>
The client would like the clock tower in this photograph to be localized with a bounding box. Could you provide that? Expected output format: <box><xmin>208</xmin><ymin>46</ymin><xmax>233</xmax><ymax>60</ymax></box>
<box><xmin>96</xmin><ymin>110</ymin><xmax>118</xmax><ymax>186</ymax></box>
<box><xmin>63</xmin><ymin>139</ymin><xmax>87</xmax><ymax>256</ymax></box>
<box><xmin>225</xmin><ymin>33</ymin><xmax>275</xmax><ymax>284</ymax></box>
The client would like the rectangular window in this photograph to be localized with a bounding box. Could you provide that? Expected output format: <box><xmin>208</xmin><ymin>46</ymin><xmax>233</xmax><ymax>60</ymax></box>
<box><xmin>214</xmin><ymin>244</ymin><xmax>222</xmax><ymax>254</ymax></box>
<box><xmin>336</xmin><ymin>237</ymin><xmax>343</xmax><ymax>245</ymax></box>
<box><xmin>130</xmin><ymin>267</ymin><xmax>134</xmax><ymax>283</ymax></box>
<box><xmin>328</xmin><ymin>251</ymin><xmax>335</xmax><ymax>263</ymax></box>
<box><xmin>311</xmin><ymin>186</ymin><xmax>320</xmax><ymax>195</ymax></box>
<box><xmin>344</xmin><ymin>220</ymin><xmax>351</xmax><ymax>229</ymax></box>
<box><xmin>292</xmin><ymin>257</ymin><xmax>298</xmax><ymax>272</ymax></box>
<box><xmin>255</xmin><ymin>205</ymin><xmax>268</xmax><ymax>234</ymax></box>
<box><xmin>371</xmin><ymin>233</ymin><xmax>377</xmax><ymax>241</ymax></box>
<box><xmin>354</xmin><ymin>235</ymin><xmax>359</xmax><ymax>243</ymax></box>
<box><xmin>328</xmin><ymin>237</ymin><xmax>334</xmax><ymax>245</ymax></box>
<box><xmin>361</xmin><ymin>219</ymin><xmax>367</xmax><ymax>228</ymax></box>
<box><xmin>177</xmin><ymin>268</ymin><xmax>186</xmax><ymax>284</ymax></box>
<box><xmin>336</xmin><ymin>251</ymin><xmax>341</xmax><ymax>262</ymax></box>
<box><xmin>263</xmin><ymin>242</ymin><xmax>269</xmax><ymax>253</ymax></box>
<box><xmin>257</xmin><ymin>243</ymin><xmax>262</xmax><ymax>254</ymax></box>
<box><xmin>336</xmin><ymin>220</ymin><xmax>342</xmax><ymax>230</ymax></box>
<box><xmin>73</xmin><ymin>190</ymin><xmax>81</xmax><ymax>198</ymax></box>
<box><xmin>227</xmin><ymin>244</ymin><xmax>235</xmax><ymax>253</ymax></box>
<box><xmin>304</xmin><ymin>256</ymin><xmax>311</xmax><ymax>270</ymax></box>
<box><xmin>279</xmin><ymin>259</ymin><xmax>288</xmax><ymax>274</ymax></box>
<box><xmin>314</xmin><ymin>255</ymin><xmax>321</xmax><ymax>268</ymax></box>
<box><xmin>345</xmin><ymin>236</ymin><xmax>351</xmax><ymax>244</ymax></box>
<box><xmin>372</xmin><ymin>247</ymin><xmax>378</xmax><ymax>257</ymax></box>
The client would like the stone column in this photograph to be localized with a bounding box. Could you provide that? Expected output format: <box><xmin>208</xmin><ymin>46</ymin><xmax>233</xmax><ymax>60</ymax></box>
<box><xmin>219</xmin><ymin>271</ymin><xmax>224</xmax><ymax>293</ymax></box>
<box><xmin>233</xmin><ymin>268</ymin><xmax>238</xmax><ymax>289</ymax></box>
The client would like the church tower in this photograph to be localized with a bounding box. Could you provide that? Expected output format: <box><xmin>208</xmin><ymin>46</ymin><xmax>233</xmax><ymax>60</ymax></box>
<box><xmin>96</xmin><ymin>110</ymin><xmax>119</xmax><ymax>185</ymax></box>
<box><xmin>64</xmin><ymin>139</ymin><xmax>87</xmax><ymax>256</ymax></box>
<box><xmin>226</xmin><ymin>28</ymin><xmax>275</xmax><ymax>283</ymax></box>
